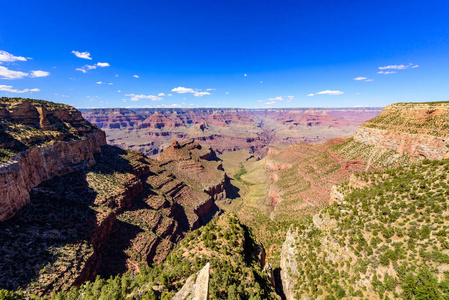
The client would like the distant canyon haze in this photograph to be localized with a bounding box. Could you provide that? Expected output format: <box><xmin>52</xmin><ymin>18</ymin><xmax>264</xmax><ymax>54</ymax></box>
<box><xmin>81</xmin><ymin>107</ymin><xmax>383</xmax><ymax>157</ymax></box>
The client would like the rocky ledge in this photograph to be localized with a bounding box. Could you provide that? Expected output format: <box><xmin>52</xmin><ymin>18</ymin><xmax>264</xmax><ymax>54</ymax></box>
<box><xmin>354</xmin><ymin>101</ymin><xmax>449</xmax><ymax>159</ymax></box>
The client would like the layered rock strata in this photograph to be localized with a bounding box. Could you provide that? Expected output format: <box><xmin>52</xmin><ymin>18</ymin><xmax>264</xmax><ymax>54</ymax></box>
<box><xmin>354</xmin><ymin>102</ymin><xmax>449</xmax><ymax>159</ymax></box>
<box><xmin>0</xmin><ymin>98</ymin><xmax>106</xmax><ymax>221</ymax></box>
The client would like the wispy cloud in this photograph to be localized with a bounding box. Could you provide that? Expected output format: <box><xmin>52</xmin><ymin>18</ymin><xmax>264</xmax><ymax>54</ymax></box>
<box><xmin>96</xmin><ymin>81</ymin><xmax>103</xmax><ymax>84</ymax></box>
<box><xmin>377</xmin><ymin>63</ymin><xmax>419</xmax><ymax>74</ymax></box>
<box><xmin>265</xmin><ymin>101</ymin><xmax>276</xmax><ymax>105</ymax></box>
<box><xmin>158</xmin><ymin>93</ymin><xmax>165</xmax><ymax>96</ymax></box>
<box><xmin>268</xmin><ymin>96</ymin><xmax>284</xmax><ymax>101</ymax></box>
<box><xmin>0</xmin><ymin>84</ymin><xmax>39</xmax><ymax>93</ymax></box>
<box><xmin>133</xmin><ymin>75</ymin><xmax>139</xmax><ymax>78</ymax></box>
<box><xmin>76</xmin><ymin>62</ymin><xmax>110</xmax><ymax>73</ymax></box>
<box><xmin>72</xmin><ymin>51</ymin><xmax>92</xmax><ymax>60</ymax></box>
<box><xmin>377</xmin><ymin>71</ymin><xmax>396</xmax><ymax>75</ymax></box>
<box><xmin>0</xmin><ymin>50</ymin><xmax>28</xmax><ymax>63</ymax></box>
<box><xmin>125</xmin><ymin>93</ymin><xmax>163</xmax><ymax>101</ymax></box>
<box><xmin>308</xmin><ymin>90</ymin><xmax>344</xmax><ymax>96</ymax></box>
<box><xmin>354</xmin><ymin>76</ymin><xmax>373</xmax><ymax>81</ymax></box>
<box><xmin>171</xmin><ymin>87</ymin><xmax>212</xmax><ymax>97</ymax></box>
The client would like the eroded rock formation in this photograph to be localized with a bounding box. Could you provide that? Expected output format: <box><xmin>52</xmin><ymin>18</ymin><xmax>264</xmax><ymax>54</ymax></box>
<box><xmin>0</xmin><ymin>98</ymin><xmax>106</xmax><ymax>221</ymax></box>
<box><xmin>354</xmin><ymin>102</ymin><xmax>449</xmax><ymax>159</ymax></box>
<box><xmin>81</xmin><ymin>107</ymin><xmax>382</xmax><ymax>157</ymax></box>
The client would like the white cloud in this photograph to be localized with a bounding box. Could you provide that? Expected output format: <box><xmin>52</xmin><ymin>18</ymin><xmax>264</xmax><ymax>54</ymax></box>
<box><xmin>268</xmin><ymin>96</ymin><xmax>283</xmax><ymax>101</ymax></box>
<box><xmin>133</xmin><ymin>75</ymin><xmax>139</xmax><ymax>78</ymax></box>
<box><xmin>72</xmin><ymin>51</ymin><xmax>92</xmax><ymax>60</ymax></box>
<box><xmin>225</xmin><ymin>92</ymin><xmax>229</xmax><ymax>95</ymax></box>
<box><xmin>354</xmin><ymin>76</ymin><xmax>373</xmax><ymax>82</ymax></box>
<box><xmin>158</xmin><ymin>93</ymin><xmax>165</xmax><ymax>96</ymax></box>
<box><xmin>265</xmin><ymin>101</ymin><xmax>276</xmax><ymax>105</ymax></box>
<box><xmin>0</xmin><ymin>50</ymin><xmax>28</xmax><ymax>63</ymax></box>
<box><xmin>125</xmin><ymin>93</ymin><xmax>163</xmax><ymax>101</ymax></box>
<box><xmin>171</xmin><ymin>87</ymin><xmax>212</xmax><ymax>97</ymax></box>
<box><xmin>378</xmin><ymin>63</ymin><xmax>419</xmax><ymax>71</ymax></box>
<box><xmin>96</xmin><ymin>81</ymin><xmax>103</xmax><ymax>84</ymax></box>
<box><xmin>287</xmin><ymin>95</ymin><xmax>294</xmax><ymax>100</ymax></box>
<box><xmin>117</xmin><ymin>90</ymin><xmax>121</xmax><ymax>93</ymax></box>
<box><xmin>378</xmin><ymin>64</ymin><xmax>408</xmax><ymax>70</ymax></box>
<box><xmin>308</xmin><ymin>90</ymin><xmax>344</xmax><ymax>96</ymax></box>
<box><xmin>193</xmin><ymin>91</ymin><xmax>211</xmax><ymax>97</ymax></box>
<box><xmin>108</xmin><ymin>83</ymin><xmax>113</xmax><ymax>85</ymax></box>
<box><xmin>172</xmin><ymin>87</ymin><xmax>194</xmax><ymax>94</ymax></box>
<box><xmin>0</xmin><ymin>84</ymin><xmax>39</xmax><ymax>93</ymax></box>
<box><xmin>30</xmin><ymin>70</ymin><xmax>50</xmax><ymax>78</ymax></box>
<box><xmin>316</xmin><ymin>90</ymin><xmax>344</xmax><ymax>95</ymax></box>
<box><xmin>244</xmin><ymin>74</ymin><xmax>247</xmax><ymax>77</ymax></box>
<box><xmin>96</xmin><ymin>62</ymin><xmax>110</xmax><ymax>67</ymax></box>
<box><xmin>76</xmin><ymin>68</ymin><xmax>87</xmax><ymax>73</ymax></box>
<box><xmin>167</xmin><ymin>93</ymin><xmax>173</xmax><ymax>96</ymax></box>
<box><xmin>377</xmin><ymin>71</ymin><xmax>396</xmax><ymax>74</ymax></box>
<box><xmin>0</xmin><ymin>66</ymin><xmax>29</xmax><ymax>79</ymax></box>
<box><xmin>76</xmin><ymin>62</ymin><xmax>110</xmax><ymax>73</ymax></box>
<box><xmin>206</xmin><ymin>88</ymin><xmax>216</xmax><ymax>91</ymax></box>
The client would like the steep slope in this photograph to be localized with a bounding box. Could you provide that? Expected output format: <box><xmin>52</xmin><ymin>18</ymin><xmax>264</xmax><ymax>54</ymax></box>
<box><xmin>281</xmin><ymin>159</ymin><xmax>449</xmax><ymax>299</ymax></box>
<box><xmin>0</xmin><ymin>98</ymin><xmax>230</xmax><ymax>297</ymax></box>
<box><xmin>43</xmin><ymin>214</ymin><xmax>278</xmax><ymax>300</ymax></box>
<box><xmin>0</xmin><ymin>98</ymin><xmax>106</xmax><ymax>221</ymax></box>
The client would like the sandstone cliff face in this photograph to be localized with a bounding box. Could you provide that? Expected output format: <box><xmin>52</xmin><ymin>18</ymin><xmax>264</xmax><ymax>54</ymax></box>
<box><xmin>354</xmin><ymin>126</ymin><xmax>449</xmax><ymax>160</ymax></box>
<box><xmin>0</xmin><ymin>99</ymin><xmax>106</xmax><ymax>222</ymax></box>
<box><xmin>354</xmin><ymin>102</ymin><xmax>449</xmax><ymax>160</ymax></box>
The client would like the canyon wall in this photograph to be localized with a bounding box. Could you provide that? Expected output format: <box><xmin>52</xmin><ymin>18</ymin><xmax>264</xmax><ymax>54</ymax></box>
<box><xmin>0</xmin><ymin>99</ymin><xmax>106</xmax><ymax>221</ymax></box>
<box><xmin>81</xmin><ymin>107</ymin><xmax>382</xmax><ymax>157</ymax></box>
<box><xmin>354</xmin><ymin>102</ymin><xmax>449</xmax><ymax>160</ymax></box>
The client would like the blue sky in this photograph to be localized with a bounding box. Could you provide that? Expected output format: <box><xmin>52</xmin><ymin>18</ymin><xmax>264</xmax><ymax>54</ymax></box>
<box><xmin>0</xmin><ymin>0</ymin><xmax>448</xmax><ymax>108</ymax></box>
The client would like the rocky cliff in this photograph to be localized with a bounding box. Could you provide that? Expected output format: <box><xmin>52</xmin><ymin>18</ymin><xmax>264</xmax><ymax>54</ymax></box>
<box><xmin>0</xmin><ymin>98</ymin><xmax>106</xmax><ymax>222</ymax></box>
<box><xmin>354</xmin><ymin>102</ymin><xmax>449</xmax><ymax>160</ymax></box>
<box><xmin>0</xmin><ymin>98</ymin><xmax>232</xmax><ymax>296</ymax></box>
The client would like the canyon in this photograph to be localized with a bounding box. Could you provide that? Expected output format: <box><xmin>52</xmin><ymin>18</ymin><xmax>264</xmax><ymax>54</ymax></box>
<box><xmin>4</xmin><ymin>98</ymin><xmax>449</xmax><ymax>299</ymax></box>
<box><xmin>0</xmin><ymin>99</ymin><xmax>230</xmax><ymax>296</ymax></box>
<box><xmin>81</xmin><ymin>107</ymin><xmax>382</xmax><ymax>157</ymax></box>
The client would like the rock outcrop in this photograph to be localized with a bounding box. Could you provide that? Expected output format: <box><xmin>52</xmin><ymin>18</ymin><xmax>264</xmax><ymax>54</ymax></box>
<box><xmin>280</xmin><ymin>228</ymin><xmax>299</xmax><ymax>300</ymax></box>
<box><xmin>173</xmin><ymin>263</ymin><xmax>210</xmax><ymax>300</ymax></box>
<box><xmin>354</xmin><ymin>102</ymin><xmax>449</xmax><ymax>159</ymax></box>
<box><xmin>0</xmin><ymin>98</ymin><xmax>106</xmax><ymax>221</ymax></box>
